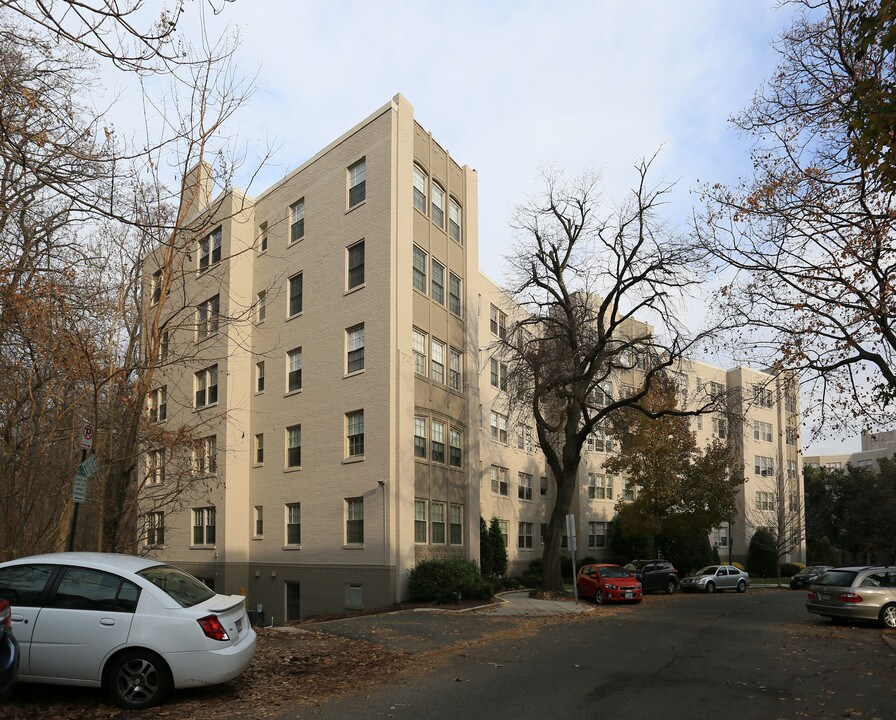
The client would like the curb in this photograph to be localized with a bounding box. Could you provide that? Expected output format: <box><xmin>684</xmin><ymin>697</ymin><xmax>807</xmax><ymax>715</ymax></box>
<box><xmin>882</xmin><ymin>633</ymin><xmax>896</xmax><ymax>653</ymax></box>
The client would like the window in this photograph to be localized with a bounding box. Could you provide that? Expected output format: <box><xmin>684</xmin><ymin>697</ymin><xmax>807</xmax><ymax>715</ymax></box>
<box><xmin>50</xmin><ymin>567</ymin><xmax>140</xmax><ymax>613</ymax></box>
<box><xmin>414</xmin><ymin>500</ymin><xmax>427</xmax><ymax>542</ymax></box>
<box><xmin>518</xmin><ymin>473</ymin><xmax>533</xmax><ymax>501</ymax></box>
<box><xmin>199</xmin><ymin>227</ymin><xmax>221</xmax><ymax>270</ymax></box>
<box><xmin>490</xmin><ymin>412</ymin><xmax>508</xmax><ymax>444</ymax></box>
<box><xmin>789</xmin><ymin>492</ymin><xmax>800</xmax><ymax>513</ymax></box>
<box><xmin>146</xmin><ymin>448</ymin><xmax>165</xmax><ymax>485</ymax></box>
<box><xmin>518</xmin><ymin>522</ymin><xmax>534</xmax><ymax>549</ymax></box>
<box><xmin>449</xmin><ymin>272</ymin><xmax>462</xmax><ymax>316</ymax></box>
<box><xmin>712</xmin><ymin>417</ymin><xmax>728</xmax><ymax>439</ymax></box>
<box><xmin>285</xmin><ymin>582</ymin><xmax>301</xmax><ymax>621</ymax></box>
<box><xmin>413</xmin><ymin>165</ymin><xmax>427</xmax><ymax>213</ymax></box>
<box><xmin>196</xmin><ymin>435</ymin><xmax>217</xmax><ymax>475</ymax></box>
<box><xmin>540</xmin><ymin>476</ymin><xmax>549</xmax><ymax>497</ymax></box>
<box><xmin>346</xmin><ymin>410</ymin><xmax>364</xmax><ymax>457</ymax></box>
<box><xmin>151</xmin><ymin>268</ymin><xmax>163</xmax><ymax>305</ymax></box>
<box><xmin>449</xmin><ymin>348</ymin><xmax>463</xmax><ymax>391</ymax></box>
<box><xmin>347</xmin><ymin>240</ymin><xmax>365</xmax><ymax>289</ymax></box>
<box><xmin>755</xmin><ymin>491</ymin><xmax>775</xmax><ymax>511</ymax></box>
<box><xmin>449</xmin><ymin>504</ymin><xmax>463</xmax><ymax>544</ymax></box>
<box><xmin>587</xmin><ymin>425</ymin><xmax>612</xmax><ymax>453</ymax></box>
<box><xmin>754</xmin><ymin>456</ymin><xmax>774</xmax><ymax>476</ymax></box>
<box><xmin>290</xmin><ymin>199</ymin><xmax>305</xmax><ymax>243</ymax></box>
<box><xmin>346</xmin><ymin>497</ymin><xmax>364</xmax><ymax>543</ymax></box>
<box><xmin>786</xmin><ymin>427</ymin><xmax>798</xmax><ymax>446</ymax></box>
<box><xmin>752</xmin><ymin>384</ymin><xmax>773</xmax><ymax>408</ymax></box>
<box><xmin>257</xmin><ymin>291</ymin><xmax>266</xmax><ymax>323</ymax></box>
<box><xmin>498</xmin><ymin>519</ymin><xmax>508</xmax><ymax>548</ymax></box>
<box><xmin>787</xmin><ymin>459</ymin><xmax>798</xmax><ymax>479</ymax></box>
<box><xmin>785</xmin><ymin>388</ymin><xmax>797</xmax><ymax>413</ymax></box>
<box><xmin>348</xmin><ymin>158</ymin><xmax>366</xmax><ymax>207</ymax></box>
<box><xmin>256</xmin><ymin>360</ymin><xmax>265</xmax><ymax>393</ymax></box>
<box><xmin>159</xmin><ymin>330</ymin><xmax>169</xmax><ymax>361</ymax></box>
<box><xmin>490</xmin><ymin>465</ymin><xmax>509</xmax><ymax>496</ymax></box>
<box><xmin>490</xmin><ymin>304</ymin><xmax>507</xmax><ymax>338</ymax></box>
<box><xmin>431</xmin><ymin>259</ymin><xmax>445</xmax><ymax>304</ymax></box>
<box><xmin>413</xmin><ymin>328</ymin><xmax>427</xmax><ymax>375</ymax></box>
<box><xmin>588</xmin><ymin>474</ymin><xmax>613</xmax><ymax>500</ymax></box>
<box><xmin>753</xmin><ymin>421</ymin><xmax>773</xmax><ymax>442</ymax></box>
<box><xmin>431</xmin><ymin>501</ymin><xmax>446</xmax><ymax>544</ymax></box>
<box><xmin>414</xmin><ymin>416</ymin><xmax>427</xmax><ymax>458</ymax></box>
<box><xmin>146</xmin><ymin>512</ymin><xmax>164</xmax><ymax>546</ymax></box>
<box><xmin>431</xmin><ymin>183</ymin><xmax>445</xmax><ymax>228</ymax></box>
<box><xmin>194</xmin><ymin>365</ymin><xmax>218</xmax><ymax>408</ymax></box>
<box><xmin>149</xmin><ymin>386</ymin><xmax>167</xmax><ymax>423</ymax></box>
<box><xmin>259</xmin><ymin>222</ymin><xmax>268</xmax><ymax>252</ymax></box>
<box><xmin>286</xmin><ymin>503</ymin><xmax>301</xmax><ymax>545</ymax></box>
<box><xmin>197</xmin><ymin>294</ymin><xmax>220</xmax><ymax>340</ymax></box>
<box><xmin>347</xmin><ymin>324</ymin><xmax>365</xmax><ymax>373</ymax></box>
<box><xmin>412</xmin><ymin>245</ymin><xmax>427</xmax><ymax>292</ymax></box>
<box><xmin>713</xmin><ymin>526</ymin><xmax>728</xmax><ymax>547</ymax></box>
<box><xmin>287</xmin><ymin>348</ymin><xmax>302</xmax><ymax>392</ymax></box>
<box><xmin>254</xmin><ymin>506</ymin><xmax>263</xmax><ymax>537</ymax></box>
<box><xmin>431</xmin><ymin>339</ymin><xmax>445</xmax><ymax>383</ymax></box>
<box><xmin>449</xmin><ymin>198</ymin><xmax>461</xmax><ymax>243</ymax></box>
<box><xmin>286</xmin><ymin>425</ymin><xmax>301</xmax><ymax>468</ymax></box>
<box><xmin>288</xmin><ymin>272</ymin><xmax>303</xmax><ymax>317</ymax></box>
<box><xmin>431</xmin><ymin>420</ymin><xmax>446</xmax><ymax>463</ymax></box>
<box><xmin>255</xmin><ymin>433</ymin><xmax>264</xmax><ymax>465</ymax></box>
<box><xmin>588</xmin><ymin>522</ymin><xmax>609</xmax><ymax>548</ymax></box>
<box><xmin>192</xmin><ymin>507</ymin><xmax>216</xmax><ymax>545</ymax></box>
<box><xmin>449</xmin><ymin>428</ymin><xmax>462</xmax><ymax>467</ymax></box>
<box><xmin>490</xmin><ymin>358</ymin><xmax>508</xmax><ymax>390</ymax></box>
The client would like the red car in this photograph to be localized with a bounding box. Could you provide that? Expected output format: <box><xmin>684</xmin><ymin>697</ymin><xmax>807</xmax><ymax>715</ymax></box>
<box><xmin>576</xmin><ymin>564</ymin><xmax>642</xmax><ymax>604</ymax></box>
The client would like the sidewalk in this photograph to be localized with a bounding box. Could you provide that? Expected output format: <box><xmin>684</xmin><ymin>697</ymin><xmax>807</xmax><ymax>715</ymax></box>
<box><xmin>470</xmin><ymin>590</ymin><xmax>595</xmax><ymax>616</ymax></box>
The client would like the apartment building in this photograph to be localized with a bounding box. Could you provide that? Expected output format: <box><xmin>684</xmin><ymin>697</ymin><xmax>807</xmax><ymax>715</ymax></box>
<box><xmin>142</xmin><ymin>96</ymin><xmax>804</xmax><ymax>622</ymax></box>
<box><xmin>476</xmin><ymin>277</ymin><xmax>806</xmax><ymax>572</ymax></box>
<box><xmin>804</xmin><ymin>429</ymin><xmax>896</xmax><ymax>471</ymax></box>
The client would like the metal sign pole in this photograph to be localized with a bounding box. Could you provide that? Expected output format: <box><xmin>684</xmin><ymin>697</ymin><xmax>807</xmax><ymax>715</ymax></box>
<box><xmin>566</xmin><ymin>513</ymin><xmax>579</xmax><ymax>604</ymax></box>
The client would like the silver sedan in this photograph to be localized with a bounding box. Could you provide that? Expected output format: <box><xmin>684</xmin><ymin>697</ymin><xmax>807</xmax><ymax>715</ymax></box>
<box><xmin>680</xmin><ymin>565</ymin><xmax>750</xmax><ymax>593</ymax></box>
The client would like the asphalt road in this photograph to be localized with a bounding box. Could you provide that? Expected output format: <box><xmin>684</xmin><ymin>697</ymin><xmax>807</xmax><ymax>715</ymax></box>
<box><xmin>298</xmin><ymin>590</ymin><xmax>896</xmax><ymax>720</ymax></box>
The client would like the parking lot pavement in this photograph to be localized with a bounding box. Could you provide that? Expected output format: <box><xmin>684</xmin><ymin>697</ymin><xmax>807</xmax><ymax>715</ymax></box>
<box><xmin>301</xmin><ymin>591</ymin><xmax>593</xmax><ymax>653</ymax></box>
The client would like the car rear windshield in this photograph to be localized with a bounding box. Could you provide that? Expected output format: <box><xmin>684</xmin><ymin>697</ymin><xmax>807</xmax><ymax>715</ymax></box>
<box><xmin>599</xmin><ymin>567</ymin><xmax>632</xmax><ymax>578</ymax></box>
<box><xmin>813</xmin><ymin>570</ymin><xmax>857</xmax><ymax>587</ymax></box>
<box><xmin>138</xmin><ymin>565</ymin><xmax>215</xmax><ymax>608</ymax></box>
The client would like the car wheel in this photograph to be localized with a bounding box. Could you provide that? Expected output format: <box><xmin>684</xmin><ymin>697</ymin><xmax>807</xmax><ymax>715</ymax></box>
<box><xmin>880</xmin><ymin>603</ymin><xmax>896</xmax><ymax>629</ymax></box>
<box><xmin>594</xmin><ymin>590</ymin><xmax>604</xmax><ymax>605</ymax></box>
<box><xmin>106</xmin><ymin>649</ymin><xmax>171</xmax><ymax>710</ymax></box>
<box><xmin>665</xmin><ymin>580</ymin><xmax>677</xmax><ymax>595</ymax></box>
<box><xmin>737</xmin><ymin>580</ymin><xmax>746</xmax><ymax>593</ymax></box>
<box><xmin>705</xmin><ymin>581</ymin><xmax>715</xmax><ymax>594</ymax></box>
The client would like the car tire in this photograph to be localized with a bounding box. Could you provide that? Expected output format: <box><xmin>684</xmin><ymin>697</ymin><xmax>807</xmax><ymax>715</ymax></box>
<box><xmin>705</xmin><ymin>581</ymin><xmax>716</xmax><ymax>594</ymax></box>
<box><xmin>737</xmin><ymin>580</ymin><xmax>746</xmax><ymax>593</ymax></box>
<box><xmin>880</xmin><ymin>603</ymin><xmax>896</xmax><ymax>629</ymax></box>
<box><xmin>594</xmin><ymin>590</ymin><xmax>604</xmax><ymax>605</ymax></box>
<box><xmin>106</xmin><ymin>649</ymin><xmax>172</xmax><ymax>710</ymax></box>
<box><xmin>665</xmin><ymin>580</ymin><xmax>677</xmax><ymax>595</ymax></box>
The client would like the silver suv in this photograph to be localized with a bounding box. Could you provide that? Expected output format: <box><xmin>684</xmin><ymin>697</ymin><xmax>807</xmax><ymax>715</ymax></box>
<box><xmin>806</xmin><ymin>566</ymin><xmax>896</xmax><ymax>629</ymax></box>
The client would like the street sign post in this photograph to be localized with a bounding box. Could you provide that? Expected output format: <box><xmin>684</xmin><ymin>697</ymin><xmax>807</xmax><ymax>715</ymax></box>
<box><xmin>566</xmin><ymin>513</ymin><xmax>579</xmax><ymax>603</ymax></box>
<box><xmin>80</xmin><ymin>424</ymin><xmax>94</xmax><ymax>450</ymax></box>
<box><xmin>69</xmin><ymin>422</ymin><xmax>96</xmax><ymax>551</ymax></box>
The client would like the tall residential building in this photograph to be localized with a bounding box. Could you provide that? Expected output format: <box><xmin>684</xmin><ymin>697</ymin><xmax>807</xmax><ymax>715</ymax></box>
<box><xmin>143</xmin><ymin>96</ymin><xmax>803</xmax><ymax>621</ymax></box>
<box><xmin>804</xmin><ymin>429</ymin><xmax>896</xmax><ymax>471</ymax></box>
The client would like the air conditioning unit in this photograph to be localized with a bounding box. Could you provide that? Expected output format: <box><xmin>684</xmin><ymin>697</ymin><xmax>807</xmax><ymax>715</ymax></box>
<box><xmin>761</xmin><ymin>470</ymin><xmax>773</xmax><ymax>476</ymax></box>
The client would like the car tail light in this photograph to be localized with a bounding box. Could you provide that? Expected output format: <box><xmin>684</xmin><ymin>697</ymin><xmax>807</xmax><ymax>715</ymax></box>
<box><xmin>838</xmin><ymin>592</ymin><xmax>863</xmax><ymax>603</ymax></box>
<box><xmin>197</xmin><ymin>614</ymin><xmax>230</xmax><ymax>641</ymax></box>
<box><xmin>0</xmin><ymin>600</ymin><xmax>10</xmax><ymax>631</ymax></box>
<box><xmin>807</xmin><ymin>592</ymin><xmax>816</xmax><ymax>600</ymax></box>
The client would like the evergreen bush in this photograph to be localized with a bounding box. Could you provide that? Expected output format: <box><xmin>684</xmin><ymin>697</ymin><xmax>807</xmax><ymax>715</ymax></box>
<box><xmin>407</xmin><ymin>559</ymin><xmax>486</xmax><ymax>603</ymax></box>
<box><xmin>747</xmin><ymin>528</ymin><xmax>778</xmax><ymax>577</ymax></box>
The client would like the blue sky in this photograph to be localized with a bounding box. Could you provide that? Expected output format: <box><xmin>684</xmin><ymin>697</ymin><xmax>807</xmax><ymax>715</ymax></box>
<box><xmin>166</xmin><ymin>1</ymin><xmax>850</xmax><ymax>453</ymax></box>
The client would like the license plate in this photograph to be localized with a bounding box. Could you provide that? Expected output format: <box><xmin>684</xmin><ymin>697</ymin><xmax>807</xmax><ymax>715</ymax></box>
<box><xmin>819</xmin><ymin>593</ymin><xmax>830</xmax><ymax>601</ymax></box>
<box><xmin>624</xmin><ymin>592</ymin><xmax>633</xmax><ymax>598</ymax></box>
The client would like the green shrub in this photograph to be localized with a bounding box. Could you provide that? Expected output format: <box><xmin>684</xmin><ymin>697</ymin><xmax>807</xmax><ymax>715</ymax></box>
<box><xmin>712</xmin><ymin>546</ymin><xmax>721</xmax><ymax>564</ymax></box>
<box><xmin>479</xmin><ymin>517</ymin><xmax>494</xmax><ymax>578</ymax></box>
<box><xmin>522</xmin><ymin>558</ymin><xmax>543</xmax><ymax>588</ymax></box>
<box><xmin>488</xmin><ymin>517</ymin><xmax>508</xmax><ymax>578</ymax></box>
<box><xmin>779</xmin><ymin>562</ymin><xmax>804</xmax><ymax>578</ymax></box>
<box><xmin>731</xmin><ymin>561</ymin><xmax>746</xmax><ymax>571</ymax></box>
<box><xmin>408</xmin><ymin>559</ymin><xmax>486</xmax><ymax>603</ymax></box>
<box><xmin>747</xmin><ymin>528</ymin><xmax>777</xmax><ymax>577</ymax></box>
<box><xmin>808</xmin><ymin>537</ymin><xmax>840</xmax><ymax>566</ymax></box>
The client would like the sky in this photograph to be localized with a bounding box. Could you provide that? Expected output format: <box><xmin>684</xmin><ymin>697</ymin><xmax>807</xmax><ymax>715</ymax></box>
<box><xmin>152</xmin><ymin>1</ymin><xmax>852</xmax><ymax>454</ymax></box>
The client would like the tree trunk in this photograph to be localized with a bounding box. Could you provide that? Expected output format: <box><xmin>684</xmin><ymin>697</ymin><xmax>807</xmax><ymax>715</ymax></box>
<box><xmin>541</xmin><ymin>468</ymin><xmax>578</xmax><ymax>591</ymax></box>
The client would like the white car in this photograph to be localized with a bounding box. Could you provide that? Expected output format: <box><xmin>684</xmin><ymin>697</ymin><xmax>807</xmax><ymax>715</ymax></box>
<box><xmin>0</xmin><ymin>552</ymin><xmax>256</xmax><ymax>709</ymax></box>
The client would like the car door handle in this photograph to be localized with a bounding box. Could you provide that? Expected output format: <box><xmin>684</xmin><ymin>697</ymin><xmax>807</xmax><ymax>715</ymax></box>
<box><xmin>100</xmin><ymin>618</ymin><xmax>115</xmax><ymax>626</ymax></box>
<box><xmin>11</xmin><ymin>614</ymin><xmax>27</xmax><ymax>623</ymax></box>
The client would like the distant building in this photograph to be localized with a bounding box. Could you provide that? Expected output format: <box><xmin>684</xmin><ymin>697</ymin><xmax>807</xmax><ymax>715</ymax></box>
<box><xmin>803</xmin><ymin>429</ymin><xmax>896</xmax><ymax>472</ymax></box>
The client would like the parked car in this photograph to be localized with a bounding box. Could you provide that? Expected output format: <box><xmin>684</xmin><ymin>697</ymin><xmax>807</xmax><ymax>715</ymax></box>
<box><xmin>576</xmin><ymin>563</ymin><xmax>642</xmax><ymax>604</ymax></box>
<box><xmin>680</xmin><ymin>565</ymin><xmax>750</xmax><ymax>593</ymax></box>
<box><xmin>0</xmin><ymin>598</ymin><xmax>18</xmax><ymax>701</ymax></box>
<box><xmin>806</xmin><ymin>566</ymin><xmax>896</xmax><ymax>629</ymax></box>
<box><xmin>0</xmin><ymin>552</ymin><xmax>256</xmax><ymax>709</ymax></box>
<box><xmin>623</xmin><ymin>559</ymin><xmax>680</xmax><ymax>594</ymax></box>
<box><xmin>789</xmin><ymin>565</ymin><xmax>833</xmax><ymax>590</ymax></box>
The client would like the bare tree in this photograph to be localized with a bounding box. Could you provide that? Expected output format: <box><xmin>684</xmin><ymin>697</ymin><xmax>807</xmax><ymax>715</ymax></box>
<box><xmin>698</xmin><ymin>0</ymin><xmax>896</xmax><ymax>436</ymax></box>
<box><xmin>500</xmin><ymin>160</ymin><xmax>716</xmax><ymax>592</ymax></box>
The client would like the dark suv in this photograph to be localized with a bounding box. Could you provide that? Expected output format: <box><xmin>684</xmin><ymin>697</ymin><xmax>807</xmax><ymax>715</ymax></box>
<box><xmin>623</xmin><ymin>560</ymin><xmax>679</xmax><ymax>594</ymax></box>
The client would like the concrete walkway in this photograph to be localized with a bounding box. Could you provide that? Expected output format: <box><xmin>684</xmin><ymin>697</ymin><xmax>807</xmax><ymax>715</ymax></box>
<box><xmin>474</xmin><ymin>590</ymin><xmax>596</xmax><ymax>616</ymax></box>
